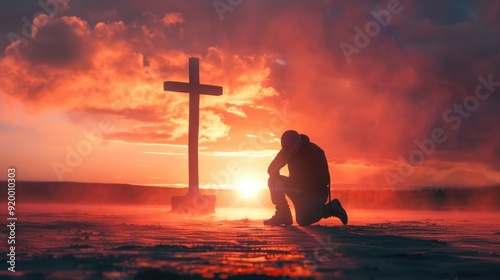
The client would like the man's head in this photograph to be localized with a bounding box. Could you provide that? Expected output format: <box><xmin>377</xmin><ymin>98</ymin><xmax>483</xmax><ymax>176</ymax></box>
<box><xmin>281</xmin><ymin>130</ymin><xmax>302</xmax><ymax>155</ymax></box>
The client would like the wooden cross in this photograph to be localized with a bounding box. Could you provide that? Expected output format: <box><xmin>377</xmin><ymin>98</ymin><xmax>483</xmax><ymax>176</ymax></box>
<box><xmin>164</xmin><ymin>57</ymin><xmax>223</xmax><ymax>195</ymax></box>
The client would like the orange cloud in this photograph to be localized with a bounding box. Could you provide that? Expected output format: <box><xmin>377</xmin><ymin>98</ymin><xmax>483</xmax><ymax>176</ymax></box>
<box><xmin>0</xmin><ymin>13</ymin><xmax>280</xmax><ymax>146</ymax></box>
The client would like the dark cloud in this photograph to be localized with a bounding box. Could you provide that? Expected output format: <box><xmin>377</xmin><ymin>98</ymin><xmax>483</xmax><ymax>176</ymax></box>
<box><xmin>15</xmin><ymin>16</ymin><xmax>92</xmax><ymax>67</ymax></box>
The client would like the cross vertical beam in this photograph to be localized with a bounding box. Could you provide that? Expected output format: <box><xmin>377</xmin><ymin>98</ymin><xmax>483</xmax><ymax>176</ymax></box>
<box><xmin>163</xmin><ymin>57</ymin><xmax>222</xmax><ymax>214</ymax></box>
<box><xmin>188</xmin><ymin>58</ymin><xmax>200</xmax><ymax>194</ymax></box>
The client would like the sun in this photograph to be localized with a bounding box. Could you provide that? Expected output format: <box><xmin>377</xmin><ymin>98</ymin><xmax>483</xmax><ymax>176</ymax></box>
<box><xmin>238</xmin><ymin>178</ymin><xmax>262</xmax><ymax>200</ymax></box>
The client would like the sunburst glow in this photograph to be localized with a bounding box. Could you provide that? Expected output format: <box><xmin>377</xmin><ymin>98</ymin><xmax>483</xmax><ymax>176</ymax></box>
<box><xmin>238</xmin><ymin>178</ymin><xmax>263</xmax><ymax>200</ymax></box>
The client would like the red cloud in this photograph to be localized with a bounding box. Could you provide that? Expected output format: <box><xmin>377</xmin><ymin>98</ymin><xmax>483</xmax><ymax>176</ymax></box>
<box><xmin>1</xmin><ymin>13</ymin><xmax>280</xmax><ymax>145</ymax></box>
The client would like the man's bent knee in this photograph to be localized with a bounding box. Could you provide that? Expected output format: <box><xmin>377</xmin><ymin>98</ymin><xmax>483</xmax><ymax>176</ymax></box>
<box><xmin>268</xmin><ymin>175</ymin><xmax>287</xmax><ymax>190</ymax></box>
<box><xmin>296</xmin><ymin>216</ymin><xmax>315</xmax><ymax>226</ymax></box>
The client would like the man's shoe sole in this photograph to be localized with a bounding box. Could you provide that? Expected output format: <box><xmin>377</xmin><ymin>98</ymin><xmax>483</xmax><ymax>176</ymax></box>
<box><xmin>333</xmin><ymin>199</ymin><xmax>348</xmax><ymax>225</ymax></box>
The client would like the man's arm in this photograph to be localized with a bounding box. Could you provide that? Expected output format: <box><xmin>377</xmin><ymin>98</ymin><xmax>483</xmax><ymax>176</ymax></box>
<box><xmin>267</xmin><ymin>150</ymin><xmax>287</xmax><ymax>177</ymax></box>
<box><xmin>320</xmin><ymin>150</ymin><xmax>331</xmax><ymax>186</ymax></box>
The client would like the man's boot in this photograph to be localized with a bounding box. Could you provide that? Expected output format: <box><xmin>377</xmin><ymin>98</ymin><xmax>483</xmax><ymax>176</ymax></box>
<box><xmin>323</xmin><ymin>199</ymin><xmax>348</xmax><ymax>225</ymax></box>
<box><xmin>263</xmin><ymin>206</ymin><xmax>293</xmax><ymax>226</ymax></box>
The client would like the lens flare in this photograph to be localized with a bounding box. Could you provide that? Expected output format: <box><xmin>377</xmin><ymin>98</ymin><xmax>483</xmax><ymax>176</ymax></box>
<box><xmin>238</xmin><ymin>179</ymin><xmax>262</xmax><ymax>200</ymax></box>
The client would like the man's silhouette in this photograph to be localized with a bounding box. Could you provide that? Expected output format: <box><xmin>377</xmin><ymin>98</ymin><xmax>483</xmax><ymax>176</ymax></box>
<box><xmin>264</xmin><ymin>130</ymin><xmax>348</xmax><ymax>226</ymax></box>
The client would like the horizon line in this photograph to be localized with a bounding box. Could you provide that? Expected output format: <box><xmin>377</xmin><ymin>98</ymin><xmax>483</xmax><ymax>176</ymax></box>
<box><xmin>3</xmin><ymin>180</ymin><xmax>500</xmax><ymax>190</ymax></box>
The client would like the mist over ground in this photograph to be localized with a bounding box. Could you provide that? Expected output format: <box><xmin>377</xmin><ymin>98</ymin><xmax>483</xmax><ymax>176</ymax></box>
<box><xmin>4</xmin><ymin>181</ymin><xmax>499</xmax><ymax>211</ymax></box>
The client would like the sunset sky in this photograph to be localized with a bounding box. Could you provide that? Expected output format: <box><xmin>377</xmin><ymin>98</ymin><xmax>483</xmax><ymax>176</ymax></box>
<box><xmin>1</xmin><ymin>0</ymin><xmax>499</xmax><ymax>189</ymax></box>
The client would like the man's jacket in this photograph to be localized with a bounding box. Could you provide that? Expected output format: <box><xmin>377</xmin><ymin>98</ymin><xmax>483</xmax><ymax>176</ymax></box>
<box><xmin>268</xmin><ymin>134</ymin><xmax>330</xmax><ymax>190</ymax></box>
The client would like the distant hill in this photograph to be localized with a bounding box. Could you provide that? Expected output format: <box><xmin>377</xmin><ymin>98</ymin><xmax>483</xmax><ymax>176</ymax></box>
<box><xmin>2</xmin><ymin>181</ymin><xmax>499</xmax><ymax>210</ymax></box>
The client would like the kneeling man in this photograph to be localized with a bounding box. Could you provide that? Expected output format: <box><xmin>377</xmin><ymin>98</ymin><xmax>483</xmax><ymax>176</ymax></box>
<box><xmin>264</xmin><ymin>130</ymin><xmax>348</xmax><ymax>226</ymax></box>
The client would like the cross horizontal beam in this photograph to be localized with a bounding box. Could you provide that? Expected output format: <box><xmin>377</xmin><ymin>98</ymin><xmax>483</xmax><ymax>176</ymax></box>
<box><xmin>164</xmin><ymin>81</ymin><xmax>223</xmax><ymax>96</ymax></box>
